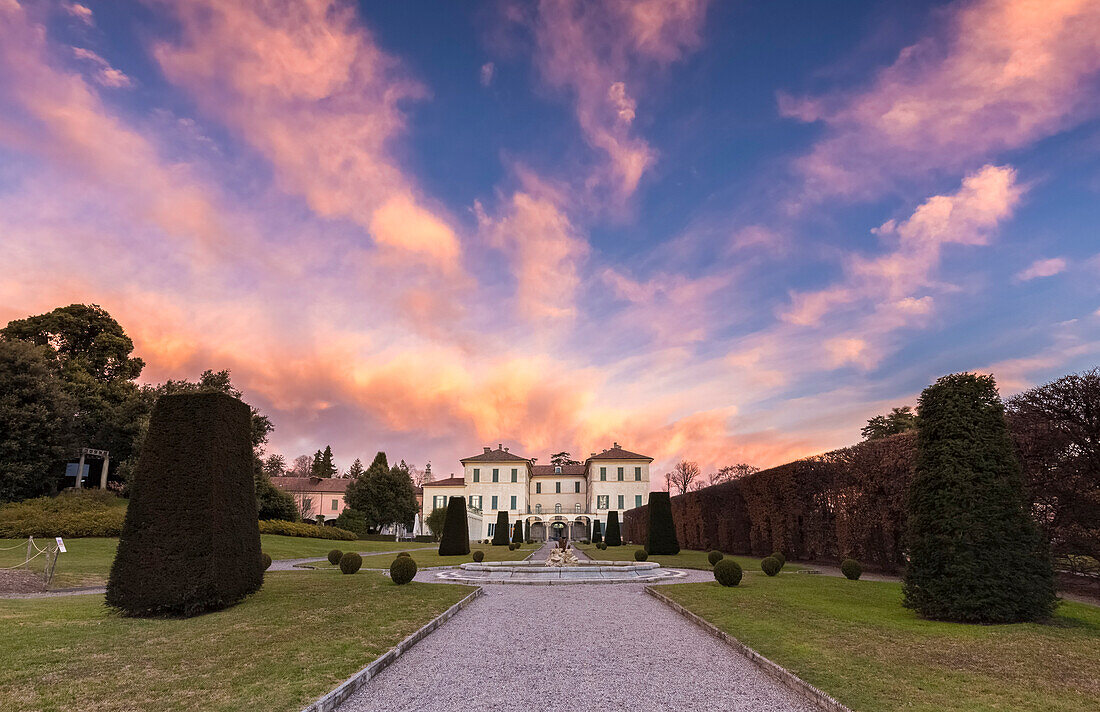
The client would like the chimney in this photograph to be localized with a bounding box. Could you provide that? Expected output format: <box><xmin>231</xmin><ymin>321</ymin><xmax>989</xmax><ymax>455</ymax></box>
<box><xmin>590</xmin><ymin>452</ymin><xmax>596</xmax><ymax>458</ymax></box>
<box><xmin>613</xmin><ymin>442</ymin><xmax>619</xmax><ymax>449</ymax></box>
<box><xmin>484</xmin><ymin>447</ymin><xmax>491</xmax><ymax>454</ymax></box>
<box><xmin>498</xmin><ymin>443</ymin><xmax>503</xmax><ymax>450</ymax></box>
<box><xmin>504</xmin><ymin>446</ymin><xmax>509</xmax><ymax>452</ymax></box>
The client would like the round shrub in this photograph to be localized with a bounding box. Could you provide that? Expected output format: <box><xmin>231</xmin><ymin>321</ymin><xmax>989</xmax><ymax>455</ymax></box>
<box><xmin>327</xmin><ymin>549</ymin><xmax>344</xmax><ymax>566</ymax></box>
<box><xmin>390</xmin><ymin>555</ymin><xmax>417</xmax><ymax>585</ymax></box>
<box><xmin>597</xmin><ymin>542</ymin><xmax>607</xmax><ymax>550</ymax></box>
<box><xmin>634</xmin><ymin>549</ymin><xmax>648</xmax><ymax>561</ymax></box>
<box><xmin>397</xmin><ymin>551</ymin><xmax>411</xmax><ymax>558</ymax></box>
<box><xmin>771</xmin><ymin>552</ymin><xmax>786</xmax><ymax>568</ymax></box>
<box><xmin>761</xmin><ymin>556</ymin><xmax>781</xmax><ymax>577</ymax></box>
<box><xmin>508</xmin><ymin>542</ymin><xmax>516</xmax><ymax>551</ymax></box>
<box><xmin>841</xmin><ymin>559</ymin><xmax>863</xmax><ymax>580</ymax></box>
<box><xmin>339</xmin><ymin>552</ymin><xmax>362</xmax><ymax>574</ymax></box>
<box><xmin>707</xmin><ymin>550</ymin><xmax>724</xmax><ymax>566</ymax></box>
<box><xmin>713</xmin><ymin>559</ymin><xmax>743</xmax><ymax>587</ymax></box>
<box><xmin>261</xmin><ymin>552</ymin><xmax>272</xmax><ymax>571</ymax></box>
<box><xmin>473</xmin><ymin>550</ymin><xmax>484</xmax><ymax>562</ymax></box>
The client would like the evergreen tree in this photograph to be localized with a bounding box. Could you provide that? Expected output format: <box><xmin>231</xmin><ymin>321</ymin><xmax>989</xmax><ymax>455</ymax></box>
<box><xmin>646</xmin><ymin>492</ymin><xmax>680</xmax><ymax>554</ymax></box>
<box><xmin>345</xmin><ymin>453</ymin><xmax>416</xmax><ymax>534</ymax></box>
<box><xmin>592</xmin><ymin>520</ymin><xmax>602</xmax><ymax>544</ymax></box>
<box><xmin>492</xmin><ymin>510</ymin><xmax>510</xmax><ymax>546</ymax></box>
<box><xmin>512</xmin><ymin>520</ymin><xmax>523</xmax><ymax>544</ymax></box>
<box><xmin>605</xmin><ymin>511</ymin><xmax>622</xmax><ymax>546</ymax></box>
<box><xmin>903</xmin><ymin>373</ymin><xmax>1056</xmax><ymax>623</ymax></box>
<box><xmin>438</xmin><ymin>496</ymin><xmax>470</xmax><ymax>556</ymax></box>
<box><xmin>310</xmin><ymin>446</ymin><xmax>337</xmax><ymax>478</ymax></box>
<box><xmin>345</xmin><ymin>458</ymin><xmax>366</xmax><ymax>479</ymax></box>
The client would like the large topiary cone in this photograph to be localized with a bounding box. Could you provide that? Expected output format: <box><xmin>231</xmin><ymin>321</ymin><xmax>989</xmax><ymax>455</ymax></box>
<box><xmin>438</xmin><ymin>495</ymin><xmax>471</xmax><ymax>556</ymax></box>
<box><xmin>646</xmin><ymin>491</ymin><xmax>680</xmax><ymax>555</ymax></box>
<box><xmin>106</xmin><ymin>392</ymin><xmax>262</xmax><ymax>617</ymax></box>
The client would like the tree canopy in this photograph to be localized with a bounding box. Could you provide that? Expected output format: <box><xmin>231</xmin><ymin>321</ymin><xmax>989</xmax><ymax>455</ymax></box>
<box><xmin>550</xmin><ymin>451</ymin><xmax>580</xmax><ymax>466</ymax></box>
<box><xmin>344</xmin><ymin>452</ymin><xmax>418</xmax><ymax>533</ymax></box>
<box><xmin>862</xmin><ymin>406</ymin><xmax>918</xmax><ymax>440</ymax></box>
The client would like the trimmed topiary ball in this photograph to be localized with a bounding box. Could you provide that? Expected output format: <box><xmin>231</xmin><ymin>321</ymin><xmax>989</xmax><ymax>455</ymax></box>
<box><xmin>397</xmin><ymin>552</ymin><xmax>411</xmax><ymax>558</ymax></box>
<box><xmin>261</xmin><ymin>553</ymin><xmax>272</xmax><ymax>571</ymax></box>
<box><xmin>634</xmin><ymin>549</ymin><xmax>648</xmax><ymax>561</ymax></box>
<box><xmin>508</xmin><ymin>542</ymin><xmax>516</xmax><ymax>551</ymax></box>
<box><xmin>327</xmin><ymin>549</ymin><xmax>344</xmax><ymax>566</ymax></box>
<box><xmin>841</xmin><ymin>559</ymin><xmax>862</xmax><ymax>580</ymax></box>
<box><xmin>473</xmin><ymin>550</ymin><xmax>484</xmax><ymax>562</ymax></box>
<box><xmin>390</xmin><ymin>555</ymin><xmax>417</xmax><ymax>585</ymax></box>
<box><xmin>713</xmin><ymin>559</ymin><xmax>743</xmax><ymax>587</ymax></box>
<box><xmin>761</xmin><ymin>556</ymin><xmax>781</xmax><ymax>576</ymax></box>
<box><xmin>771</xmin><ymin>552</ymin><xmax>786</xmax><ymax>568</ymax></box>
<box><xmin>339</xmin><ymin>552</ymin><xmax>362</xmax><ymax>574</ymax></box>
<box><xmin>708</xmin><ymin>550</ymin><xmax>724</xmax><ymax>566</ymax></box>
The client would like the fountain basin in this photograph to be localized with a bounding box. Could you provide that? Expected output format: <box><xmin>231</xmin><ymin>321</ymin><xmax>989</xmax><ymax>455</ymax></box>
<box><xmin>434</xmin><ymin>559</ymin><xmax>687</xmax><ymax>585</ymax></box>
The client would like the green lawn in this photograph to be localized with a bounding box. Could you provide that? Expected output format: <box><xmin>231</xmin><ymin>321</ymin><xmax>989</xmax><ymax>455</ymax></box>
<box><xmin>351</xmin><ymin>542</ymin><xmax>540</xmax><ymax>569</ymax></box>
<box><xmin>0</xmin><ymin>571</ymin><xmax>474</xmax><ymax>712</ymax></box>
<box><xmin>577</xmin><ymin>543</ymin><xmax>764</xmax><ymax>571</ymax></box>
<box><xmin>658</xmin><ymin>575</ymin><xmax>1100</xmax><ymax>712</ymax></box>
<box><xmin>0</xmin><ymin>536</ymin><xmax>432</xmax><ymax>588</ymax></box>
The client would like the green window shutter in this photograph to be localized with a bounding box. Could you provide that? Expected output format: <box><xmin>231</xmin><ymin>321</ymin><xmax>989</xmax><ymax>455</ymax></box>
<box><xmin>600</xmin><ymin>467</ymin><xmax>606</xmax><ymax>481</ymax></box>
<box><xmin>511</xmin><ymin>468</ymin><xmax>517</xmax><ymax>482</ymax></box>
<box><xmin>635</xmin><ymin>467</ymin><xmax>641</xmax><ymax>481</ymax></box>
<box><xmin>617</xmin><ymin>467</ymin><xmax>624</xmax><ymax>481</ymax></box>
<box><xmin>473</xmin><ymin>468</ymin><xmax>479</xmax><ymax>482</ymax></box>
<box><xmin>635</xmin><ymin>495</ymin><xmax>642</xmax><ymax>508</ymax></box>
<box><xmin>492</xmin><ymin>468</ymin><xmax>499</xmax><ymax>482</ymax></box>
<box><xmin>510</xmin><ymin>495</ymin><xmax>516</xmax><ymax>510</ymax></box>
<box><xmin>491</xmin><ymin>495</ymin><xmax>498</xmax><ymax>510</ymax></box>
<box><xmin>618</xmin><ymin>494</ymin><xmax>624</xmax><ymax>509</ymax></box>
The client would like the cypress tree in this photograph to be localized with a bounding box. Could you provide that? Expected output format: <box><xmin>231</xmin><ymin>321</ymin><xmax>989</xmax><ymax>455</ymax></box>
<box><xmin>903</xmin><ymin>373</ymin><xmax>1056</xmax><ymax>623</ymax></box>
<box><xmin>592</xmin><ymin>520</ymin><xmax>602</xmax><ymax>544</ymax></box>
<box><xmin>605</xmin><ymin>510</ymin><xmax>622</xmax><ymax>546</ymax></box>
<box><xmin>512</xmin><ymin>520</ymin><xmax>523</xmax><ymax>544</ymax></box>
<box><xmin>437</xmin><ymin>496</ymin><xmax>470</xmax><ymax>556</ymax></box>
<box><xmin>524</xmin><ymin>519</ymin><xmax>530</xmax><ymax>541</ymax></box>
<box><xmin>106</xmin><ymin>393</ymin><xmax>262</xmax><ymax>617</ymax></box>
<box><xmin>647</xmin><ymin>491</ymin><xmax>680</xmax><ymax>555</ymax></box>
<box><xmin>492</xmin><ymin>510</ymin><xmax>510</xmax><ymax>545</ymax></box>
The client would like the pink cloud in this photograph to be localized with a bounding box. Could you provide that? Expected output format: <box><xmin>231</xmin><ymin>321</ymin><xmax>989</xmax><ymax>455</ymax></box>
<box><xmin>72</xmin><ymin>47</ymin><xmax>134</xmax><ymax>88</ymax></box>
<box><xmin>1015</xmin><ymin>257</ymin><xmax>1067</xmax><ymax>282</ymax></box>
<box><xmin>783</xmin><ymin>0</ymin><xmax>1100</xmax><ymax>200</ymax></box>
<box><xmin>519</xmin><ymin>0</ymin><xmax>710</xmax><ymax>204</ymax></box>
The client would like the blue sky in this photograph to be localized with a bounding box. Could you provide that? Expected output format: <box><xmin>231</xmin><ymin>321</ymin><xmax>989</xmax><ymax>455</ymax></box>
<box><xmin>1</xmin><ymin>0</ymin><xmax>1098</xmax><ymax>479</ymax></box>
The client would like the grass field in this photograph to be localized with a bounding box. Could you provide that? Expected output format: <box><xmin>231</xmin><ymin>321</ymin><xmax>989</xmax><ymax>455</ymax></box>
<box><xmin>659</xmin><ymin>575</ymin><xmax>1100</xmax><ymax>712</ymax></box>
<box><xmin>576</xmin><ymin>543</ymin><xmax>764</xmax><ymax>571</ymax></box>
<box><xmin>347</xmin><ymin>542</ymin><xmax>541</xmax><ymax>569</ymax></box>
<box><xmin>0</xmin><ymin>571</ymin><xmax>474</xmax><ymax>712</ymax></box>
<box><xmin>0</xmin><ymin>536</ymin><xmax>432</xmax><ymax>588</ymax></box>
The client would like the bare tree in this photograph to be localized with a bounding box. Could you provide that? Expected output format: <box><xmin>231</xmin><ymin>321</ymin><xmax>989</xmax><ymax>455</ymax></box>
<box><xmin>708</xmin><ymin>463</ymin><xmax>760</xmax><ymax>486</ymax></box>
<box><xmin>666</xmin><ymin>460</ymin><xmax>701</xmax><ymax>495</ymax></box>
<box><xmin>408</xmin><ymin>462</ymin><xmax>430</xmax><ymax>488</ymax></box>
<box><xmin>289</xmin><ymin>454</ymin><xmax>312</xmax><ymax>478</ymax></box>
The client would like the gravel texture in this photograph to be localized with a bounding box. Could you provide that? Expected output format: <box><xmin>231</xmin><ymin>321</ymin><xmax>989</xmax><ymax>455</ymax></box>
<box><xmin>336</xmin><ymin>565</ymin><xmax>815</xmax><ymax>712</ymax></box>
<box><xmin>0</xmin><ymin>569</ymin><xmax>47</xmax><ymax>594</ymax></box>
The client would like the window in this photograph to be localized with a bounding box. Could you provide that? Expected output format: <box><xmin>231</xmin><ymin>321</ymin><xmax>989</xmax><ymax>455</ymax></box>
<box><xmin>488</xmin><ymin>523</ymin><xmax>495</xmax><ymax>537</ymax></box>
<box><xmin>473</xmin><ymin>468</ymin><xmax>480</xmax><ymax>483</ymax></box>
<box><xmin>617</xmin><ymin>494</ymin><xmax>624</xmax><ymax>510</ymax></box>
<box><xmin>575</xmin><ymin>503</ymin><xmax>582</xmax><ymax>513</ymax></box>
<box><xmin>491</xmin><ymin>495</ymin><xmax>498</xmax><ymax>510</ymax></box>
<box><xmin>574</xmin><ymin>482</ymin><xmax>581</xmax><ymax>493</ymax></box>
<box><xmin>536</xmin><ymin>482</ymin><xmax>542</xmax><ymax>494</ymax></box>
<box><xmin>555</xmin><ymin>481</ymin><xmax>561</xmax><ymax>494</ymax></box>
<box><xmin>469</xmin><ymin>495</ymin><xmax>482</xmax><ymax>511</ymax></box>
<box><xmin>617</xmin><ymin>467</ymin><xmax>624</xmax><ymax>481</ymax></box>
<box><xmin>635</xmin><ymin>495</ymin><xmax>643</xmax><ymax>508</ymax></box>
<box><xmin>554</xmin><ymin>465</ymin><xmax>562</xmax><ymax>473</ymax></box>
<box><xmin>635</xmin><ymin>467</ymin><xmax>642</xmax><ymax>481</ymax></box>
<box><xmin>536</xmin><ymin>504</ymin><xmax>542</xmax><ymax>513</ymax></box>
<box><xmin>433</xmin><ymin>495</ymin><xmax>445</xmax><ymax>510</ymax></box>
<box><xmin>511</xmin><ymin>468</ymin><xmax>518</xmax><ymax>482</ymax></box>
<box><xmin>597</xmin><ymin>495</ymin><xmax>609</xmax><ymax>510</ymax></box>
<box><xmin>510</xmin><ymin>495</ymin><xmax>517</xmax><ymax>510</ymax></box>
<box><xmin>332</xmin><ymin>499</ymin><xmax>338</xmax><ymax>511</ymax></box>
<box><xmin>555</xmin><ymin>503</ymin><xmax>562</xmax><ymax>513</ymax></box>
<box><xmin>600</xmin><ymin>466</ymin><xmax>606</xmax><ymax>481</ymax></box>
<box><xmin>492</xmin><ymin>468</ymin><xmax>499</xmax><ymax>483</ymax></box>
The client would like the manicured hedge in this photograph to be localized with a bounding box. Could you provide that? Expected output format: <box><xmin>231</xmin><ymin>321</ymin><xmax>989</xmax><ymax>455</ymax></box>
<box><xmin>492</xmin><ymin>511</ymin><xmax>510</xmax><ymax>546</ymax></box>
<box><xmin>604</xmin><ymin>511</ymin><xmax>622</xmax><ymax>546</ymax></box>
<box><xmin>512</xmin><ymin>520</ymin><xmax>523</xmax><ymax>544</ymax></box>
<box><xmin>645</xmin><ymin>492</ymin><xmax>679</xmax><ymax>555</ymax></box>
<box><xmin>258</xmin><ymin>519</ymin><xmax>356</xmax><ymax>541</ymax></box>
<box><xmin>106</xmin><ymin>392</ymin><xmax>263</xmax><ymax>617</ymax></box>
<box><xmin>0</xmin><ymin>490</ymin><xmax>126</xmax><ymax>537</ymax></box>
<box><xmin>438</xmin><ymin>496</ymin><xmax>470</xmax><ymax>555</ymax></box>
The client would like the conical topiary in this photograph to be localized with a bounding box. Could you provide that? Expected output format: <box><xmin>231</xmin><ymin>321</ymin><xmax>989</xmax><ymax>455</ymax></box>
<box><xmin>605</xmin><ymin>510</ymin><xmax>622</xmax><ymax>546</ymax></box>
<box><xmin>492</xmin><ymin>510</ymin><xmax>510</xmax><ymax>546</ymax></box>
<box><xmin>592</xmin><ymin>520</ymin><xmax>602</xmax><ymax>544</ymax></box>
<box><xmin>646</xmin><ymin>491</ymin><xmax>680</xmax><ymax>555</ymax></box>
<box><xmin>903</xmin><ymin>373</ymin><xmax>1056</xmax><ymax>623</ymax></box>
<box><xmin>438</xmin><ymin>496</ymin><xmax>471</xmax><ymax>556</ymax></box>
<box><xmin>106</xmin><ymin>392</ymin><xmax>262</xmax><ymax>617</ymax></box>
<box><xmin>512</xmin><ymin>520</ymin><xmax>523</xmax><ymax>544</ymax></box>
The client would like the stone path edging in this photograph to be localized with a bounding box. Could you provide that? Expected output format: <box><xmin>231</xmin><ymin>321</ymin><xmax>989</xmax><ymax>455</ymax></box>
<box><xmin>299</xmin><ymin>586</ymin><xmax>483</xmax><ymax>712</ymax></box>
<box><xmin>645</xmin><ymin>586</ymin><xmax>853</xmax><ymax>712</ymax></box>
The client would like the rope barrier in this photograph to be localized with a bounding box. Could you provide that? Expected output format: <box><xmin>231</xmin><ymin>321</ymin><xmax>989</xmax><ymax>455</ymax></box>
<box><xmin>0</xmin><ymin>547</ymin><xmax>49</xmax><ymax>569</ymax></box>
<box><xmin>0</xmin><ymin>541</ymin><xmax>28</xmax><ymax>551</ymax></box>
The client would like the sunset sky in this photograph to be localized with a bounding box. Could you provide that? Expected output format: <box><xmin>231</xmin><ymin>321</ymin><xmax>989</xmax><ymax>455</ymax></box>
<box><xmin>2</xmin><ymin>0</ymin><xmax>1099</xmax><ymax>481</ymax></box>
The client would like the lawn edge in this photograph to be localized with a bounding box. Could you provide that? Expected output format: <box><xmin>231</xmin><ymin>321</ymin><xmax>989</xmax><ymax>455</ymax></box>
<box><xmin>299</xmin><ymin>586</ymin><xmax>483</xmax><ymax>712</ymax></box>
<box><xmin>645</xmin><ymin>586</ymin><xmax>853</xmax><ymax>712</ymax></box>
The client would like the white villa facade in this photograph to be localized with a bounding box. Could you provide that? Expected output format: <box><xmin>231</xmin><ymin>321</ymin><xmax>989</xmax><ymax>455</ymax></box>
<box><xmin>422</xmin><ymin>443</ymin><xmax>652</xmax><ymax>541</ymax></box>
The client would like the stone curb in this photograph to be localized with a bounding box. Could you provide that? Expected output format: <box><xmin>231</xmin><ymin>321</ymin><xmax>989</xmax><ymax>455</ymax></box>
<box><xmin>645</xmin><ymin>587</ymin><xmax>853</xmax><ymax>712</ymax></box>
<box><xmin>299</xmin><ymin>586</ymin><xmax>484</xmax><ymax>712</ymax></box>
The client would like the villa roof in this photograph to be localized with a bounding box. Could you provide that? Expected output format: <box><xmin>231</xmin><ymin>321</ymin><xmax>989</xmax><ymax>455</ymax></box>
<box><xmin>270</xmin><ymin>476</ymin><xmax>349</xmax><ymax>493</ymax></box>
<box><xmin>531</xmin><ymin>464</ymin><xmax>586</xmax><ymax>477</ymax></box>
<box><xmin>586</xmin><ymin>444</ymin><xmax>653</xmax><ymax>462</ymax></box>
<box><xmin>460</xmin><ymin>445</ymin><xmax>531</xmax><ymax>464</ymax></box>
<box><xmin>422</xmin><ymin>476</ymin><xmax>466</xmax><ymax>487</ymax></box>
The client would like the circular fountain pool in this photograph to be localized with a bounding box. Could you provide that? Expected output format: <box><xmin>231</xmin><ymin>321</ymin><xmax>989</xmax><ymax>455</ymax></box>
<box><xmin>434</xmin><ymin>559</ymin><xmax>687</xmax><ymax>585</ymax></box>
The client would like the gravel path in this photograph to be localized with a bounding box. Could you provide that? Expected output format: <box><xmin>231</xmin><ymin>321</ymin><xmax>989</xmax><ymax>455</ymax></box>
<box><xmin>337</xmin><ymin>572</ymin><xmax>813</xmax><ymax>711</ymax></box>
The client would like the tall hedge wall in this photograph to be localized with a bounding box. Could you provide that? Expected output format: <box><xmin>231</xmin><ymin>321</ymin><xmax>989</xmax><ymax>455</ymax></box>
<box><xmin>106</xmin><ymin>392</ymin><xmax>263</xmax><ymax>617</ymax></box>
<box><xmin>623</xmin><ymin>432</ymin><xmax>916</xmax><ymax>572</ymax></box>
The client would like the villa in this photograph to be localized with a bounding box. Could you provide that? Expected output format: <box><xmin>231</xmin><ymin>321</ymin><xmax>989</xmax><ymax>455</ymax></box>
<box><xmin>421</xmin><ymin>443</ymin><xmax>652</xmax><ymax>541</ymax></box>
